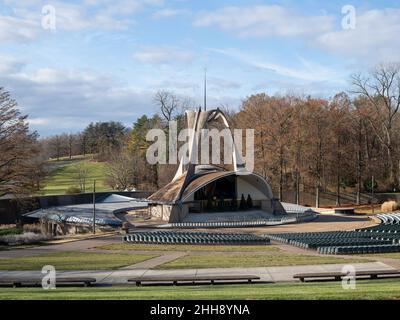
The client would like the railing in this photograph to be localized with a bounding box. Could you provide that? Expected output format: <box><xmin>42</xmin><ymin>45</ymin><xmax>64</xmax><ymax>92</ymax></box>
<box><xmin>187</xmin><ymin>199</ymin><xmax>261</xmax><ymax>213</ymax></box>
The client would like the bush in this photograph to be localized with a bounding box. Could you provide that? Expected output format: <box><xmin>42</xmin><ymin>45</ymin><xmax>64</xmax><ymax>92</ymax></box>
<box><xmin>0</xmin><ymin>232</ymin><xmax>51</xmax><ymax>245</ymax></box>
<box><xmin>0</xmin><ymin>227</ymin><xmax>22</xmax><ymax>236</ymax></box>
<box><xmin>381</xmin><ymin>201</ymin><xmax>399</xmax><ymax>213</ymax></box>
<box><xmin>65</xmin><ymin>186</ymin><xmax>82</xmax><ymax>194</ymax></box>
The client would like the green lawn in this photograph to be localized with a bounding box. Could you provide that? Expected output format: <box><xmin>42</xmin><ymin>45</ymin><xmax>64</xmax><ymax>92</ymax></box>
<box><xmin>365</xmin><ymin>252</ymin><xmax>400</xmax><ymax>259</ymax></box>
<box><xmin>41</xmin><ymin>159</ymin><xmax>111</xmax><ymax>195</ymax></box>
<box><xmin>1</xmin><ymin>279</ymin><xmax>399</xmax><ymax>300</ymax></box>
<box><xmin>0</xmin><ymin>252</ymin><xmax>157</xmax><ymax>271</ymax></box>
<box><xmin>157</xmin><ymin>253</ymin><xmax>369</xmax><ymax>269</ymax></box>
<box><xmin>97</xmin><ymin>243</ymin><xmax>280</xmax><ymax>252</ymax></box>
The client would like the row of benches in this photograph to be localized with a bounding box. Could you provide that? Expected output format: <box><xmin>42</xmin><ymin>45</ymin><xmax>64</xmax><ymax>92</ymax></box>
<box><xmin>377</xmin><ymin>213</ymin><xmax>400</xmax><ymax>225</ymax></box>
<box><xmin>269</xmin><ymin>231</ymin><xmax>376</xmax><ymax>241</ymax></box>
<box><xmin>0</xmin><ymin>277</ymin><xmax>96</xmax><ymax>288</ymax></box>
<box><xmin>293</xmin><ymin>269</ymin><xmax>400</xmax><ymax>282</ymax></box>
<box><xmin>3</xmin><ymin>270</ymin><xmax>400</xmax><ymax>287</ymax></box>
<box><xmin>0</xmin><ymin>275</ymin><xmax>261</xmax><ymax>288</ymax></box>
<box><xmin>289</xmin><ymin>238</ymin><xmax>393</xmax><ymax>250</ymax></box>
<box><xmin>266</xmin><ymin>229</ymin><xmax>400</xmax><ymax>254</ymax></box>
<box><xmin>357</xmin><ymin>224</ymin><xmax>400</xmax><ymax>233</ymax></box>
<box><xmin>123</xmin><ymin>231</ymin><xmax>270</xmax><ymax>245</ymax></box>
<box><xmin>317</xmin><ymin>244</ymin><xmax>400</xmax><ymax>255</ymax></box>
<box><xmin>168</xmin><ymin>220</ymin><xmax>269</xmax><ymax>228</ymax></box>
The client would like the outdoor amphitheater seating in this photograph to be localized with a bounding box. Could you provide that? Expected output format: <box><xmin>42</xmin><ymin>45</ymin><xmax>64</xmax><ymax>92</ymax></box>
<box><xmin>317</xmin><ymin>244</ymin><xmax>400</xmax><ymax>255</ymax></box>
<box><xmin>168</xmin><ymin>221</ymin><xmax>269</xmax><ymax>228</ymax></box>
<box><xmin>123</xmin><ymin>230</ymin><xmax>270</xmax><ymax>245</ymax></box>
<box><xmin>267</xmin><ymin>225</ymin><xmax>400</xmax><ymax>254</ymax></box>
<box><xmin>377</xmin><ymin>213</ymin><xmax>400</xmax><ymax>225</ymax></box>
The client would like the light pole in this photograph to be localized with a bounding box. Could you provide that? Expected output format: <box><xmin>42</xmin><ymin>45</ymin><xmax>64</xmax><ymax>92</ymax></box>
<box><xmin>93</xmin><ymin>180</ymin><xmax>96</xmax><ymax>234</ymax></box>
<box><xmin>371</xmin><ymin>175</ymin><xmax>375</xmax><ymax>215</ymax></box>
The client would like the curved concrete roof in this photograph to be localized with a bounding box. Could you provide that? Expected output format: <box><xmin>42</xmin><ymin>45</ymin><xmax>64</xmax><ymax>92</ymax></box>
<box><xmin>148</xmin><ymin>169</ymin><xmax>274</xmax><ymax>204</ymax></box>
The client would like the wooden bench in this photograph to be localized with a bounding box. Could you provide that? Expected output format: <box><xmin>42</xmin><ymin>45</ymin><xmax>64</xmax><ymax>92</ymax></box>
<box><xmin>0</xmin><ymin>277</ymin><xmax>96</xmax><ymax>288</ymax></box>
<box><xmin>128</xmin><ymin>275</ymin><xmax>260</xmax><ymax>286</ymax></box>
<box><xmin>293</xmin><ymin>270</ymin><xmax>400</xmax><ymax>282</ymax></box>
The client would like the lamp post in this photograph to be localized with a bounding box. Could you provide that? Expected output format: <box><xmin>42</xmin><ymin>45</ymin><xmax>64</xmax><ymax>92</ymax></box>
<box><xmin>93</xmin><ymin>180</ymin><xmax>96</xmax><ymax>234</ymax></box>
<box><xmin>371</xmin><ymin>175</ymin><xmax>375</xmax><ymax>215</ymax></box>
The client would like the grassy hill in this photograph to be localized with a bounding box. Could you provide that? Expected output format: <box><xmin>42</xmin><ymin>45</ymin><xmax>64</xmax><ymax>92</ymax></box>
<box><xmin>40</xmin><ymin>158</ymin><xmax>111</xmax><ymax>195</ymax></box>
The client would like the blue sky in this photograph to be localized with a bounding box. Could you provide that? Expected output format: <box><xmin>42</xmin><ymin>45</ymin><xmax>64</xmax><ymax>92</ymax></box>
<box><xmin>1</xmin><ymin>0</ymin><xmax>399</xmax><ymax>136</ymax></box>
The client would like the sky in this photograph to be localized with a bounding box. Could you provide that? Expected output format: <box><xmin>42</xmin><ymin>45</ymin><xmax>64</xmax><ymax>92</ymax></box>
<box><xmin>0</xmin><ymin>0</ymin><xmax>399</xmax><ymax>136</ymax></box>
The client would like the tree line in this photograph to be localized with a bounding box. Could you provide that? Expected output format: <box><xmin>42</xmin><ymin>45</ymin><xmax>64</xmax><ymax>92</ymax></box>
<box><xmin>1</xmin><ymin>63</ymin><xmax>400</xmax><ymax>205</ymax></box>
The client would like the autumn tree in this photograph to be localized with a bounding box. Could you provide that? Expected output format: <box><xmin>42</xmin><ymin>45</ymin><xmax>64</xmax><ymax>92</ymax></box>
<box><xmin>352</xmin><ymin>63</ymin><xmax>400</xmax><ymax>188</ymax></box>
<box><xmin>0</xmin><ymin>87</ymin><xmax>41</xmax><ymax>197</ymax></box>
<box><xmin>237</xmin><ymin>94</ymin><xmax>293</xmax><ymax>200</ymax></box>
<box><xmin>72</xmin><ymin>160</ymin><xmax>89</xmax><ymax>192</ymax></box>
<box><xmin>106</xmin><ymin>150</ymin><xmax>139</xmax><ymax>191</ymax></box>
<box><xmin>287</xmin><ymin>97</ymin><xmax>307</xmax><ymax>204</ymax></box>
<box><xmin>327</xmin><ymin>92</ymin><xmax>353</xmax><ymax>205</ymax></box>
<box><xmin>301</xmin><ymin>98</ymin><xmax>330</xmax><ymax>207</ymax></box>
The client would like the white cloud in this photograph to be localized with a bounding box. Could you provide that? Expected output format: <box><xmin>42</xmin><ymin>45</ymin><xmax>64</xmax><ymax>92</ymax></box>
<box><xmin>152</xmin><ymin>8</ymin><xmax>190</xmax><ymax>19</ymax></box>
<box><xmin>133</xmin><ymin>46</ymin><xmax>193</xmax><ymax>64</ymax></box>
<box><xmin>317</xmin><ymin>8</ymin><xmax>400</xmax><ymax>61</ymax></box>
<box><xmin>0</xmin><ymin>0</ymin><xmax>164</xmax><ymax>41</ymax></box>
<box><xmin>195</xmin><ymin>5</ymin><xmax>400</xmax><ymax>63</ymax></box>
<box><xmin>27</xmin><ymin>117</ymin><xmax>51</xmax><ymax>126</ymax></box>
<box><xmin>0</xmin><ymin>14</ymin><xmax>39</xmax><ymax>42</ymax></box>
<box><xmin>208</xmin><ymin>76</ymin><xmax>241</xmax><ymax>91</ymax></box>
<box><xmin>210</xmin><ymin>48</ymin><xmax>342</xmax><ymax>83</ymax></box>
<box><xmin>0</xmin><ymin>55</ymin><xmax>26</xmax><ymax>73</ymax></box>
<box><xmin>194</xmin><ymin>5</ymin><xmax>334</xmax><ymax>38</ymax></box>
<box><xmin>0</xmin><ymin>61</ymin><xmax>154</xmax><ymax>135</ymax></box>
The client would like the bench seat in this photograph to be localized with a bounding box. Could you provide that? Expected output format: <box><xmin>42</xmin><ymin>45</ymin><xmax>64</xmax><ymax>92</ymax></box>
<box><xmin>293</xmin><ymin>270</ymin><xmax>400</xmax><ymax>282</ymax></box>
<box><xmin>128</xmin><ymin>275</ymin><xmax>260</xmax><ymax>286</ymax></box>
<box><xmin>0</xmin><ymin>277</ymin><xmax>96</xmax><ymax>288</ymax></box>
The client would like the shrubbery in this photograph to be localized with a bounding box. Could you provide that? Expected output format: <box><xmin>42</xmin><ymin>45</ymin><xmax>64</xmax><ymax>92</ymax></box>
<box><xmin>0</xmin><ymin>227</ymin><xmax>22</xmax><ymax>237</ymax></box>
<box><xmin>0</xmin><ymin>232</ymin><xmax>50</xmax><ymax>245</ymax></box>
<box><xmin>65</xmin><ymin>186</ymin><xmax>82</xmax><ymax>194</ymax></box>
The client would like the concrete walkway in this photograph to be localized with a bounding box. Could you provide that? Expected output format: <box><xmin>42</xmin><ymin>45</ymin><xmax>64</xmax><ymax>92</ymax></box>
<box><xmin>0</xmin><ymin>261</ymin><xmax>393</xmax><ymax>285</ymax></box>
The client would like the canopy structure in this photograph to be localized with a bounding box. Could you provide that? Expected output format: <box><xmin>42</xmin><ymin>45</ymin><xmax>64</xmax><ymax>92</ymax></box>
<box><xmin>148</xmin><ymin>108</ymin><xmax>286</xmax><ymax>223</ymax></box>
<box><xmin>24</xmin><ymin>194</ymin><xmax>148</xmax><ymax>227</ymax></box>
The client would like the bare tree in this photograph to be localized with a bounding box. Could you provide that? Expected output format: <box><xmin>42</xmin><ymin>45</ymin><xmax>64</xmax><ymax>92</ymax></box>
<box><xmin>106</xmin><ymin>151</ymin><xmax>137</xmax><ymax>191</ymax></box>
<box><xmin>352</xmin><ymin>63</ymin><xmax>400</xmax><ymax>187</ymax></box>
<box><xmin>68</xmin><ymin>134</ymin><xmax>74</xmax><ymax>159</ymax></box>
<box><xmin>73</xmin><ymin>161</ymin><xmax>89</xmax><ymax>192</ymax></box>
<box><xmin>237</xmin><ymin>94</ymin><xmax>293</xmax><ymax>200</ymax></box>
<box><xmin>0</xmin><ymin>87</ymin><xmax>40</xmax><ymax>197</ymax></box>
<box><xmin>328</xmin><ymin>92</ymin><xmax>352</xmax><ymax>206</ymax></box>
<box><xmin>154</xmin><ymin>90</ymin><xmax>180</xmax><ymax>122</ymax></box>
